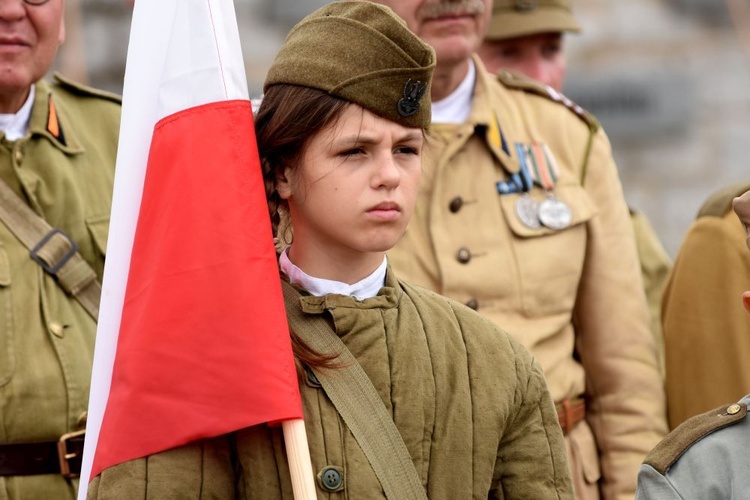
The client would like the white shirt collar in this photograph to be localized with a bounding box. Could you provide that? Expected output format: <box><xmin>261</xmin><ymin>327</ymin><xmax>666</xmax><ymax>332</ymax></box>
<box><xmin>431</xmin><ymin>60</ymin><xmax>476</xmax><ymax>124</ymax></box>
<box><xmin>0</xmin><ymin>85</ymin><xmax>35</xmax><ymax>141</ymax></box>
<box><xmin>279</xmin><ymin>249</ymin><xmax>387</xmax><ymax>300</ymax></box>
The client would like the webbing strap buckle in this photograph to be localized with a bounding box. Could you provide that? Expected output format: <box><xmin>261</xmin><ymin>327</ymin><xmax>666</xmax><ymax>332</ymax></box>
<box><xmin>30</xmin><ymin>228</ymin><xmax>79</xmax><ymax>275</ymax></box>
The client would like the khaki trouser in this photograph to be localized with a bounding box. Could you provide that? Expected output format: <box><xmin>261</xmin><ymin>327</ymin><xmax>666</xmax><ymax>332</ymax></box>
<box><xmin>564</xmin><ymin>421</ymin><xmax>601</xmax><ymax>500</ymax></box>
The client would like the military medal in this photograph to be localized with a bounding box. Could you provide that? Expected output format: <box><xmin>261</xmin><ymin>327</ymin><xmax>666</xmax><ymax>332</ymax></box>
<box><xmin>513</xmin><ymin>143</ymin><xmax>541</xmax><ymax>229</ymax></box>
<box><xmin>538</xmin><ymin>196</ymin><xmax>572</xmax><ymax>230</ymax></box>
<box><xmin>525</xmin><ymin>142</ymin><xmax>572</xmax><ymax>230</ymax></box>
<box><xmin>516</xmin><ymin>195</ymin><xmax>541</xmax><ymax>229</ymax></box>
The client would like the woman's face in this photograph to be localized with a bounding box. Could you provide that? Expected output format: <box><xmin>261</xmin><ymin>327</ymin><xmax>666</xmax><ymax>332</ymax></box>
<box><xmin>277</xmin><ymin>104</ymin><xmax>423</xmax><ymax>266</ymax></box>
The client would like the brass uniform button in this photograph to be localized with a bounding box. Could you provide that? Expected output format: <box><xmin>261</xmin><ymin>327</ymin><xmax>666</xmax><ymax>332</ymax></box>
<box><xmin>449</xmin><ymin>196</ymin><xmax>463</xmax><ymax>213</ymax></box>
<box><xmin>456</xmin><ymin>247</ymin><xmax>471</xmax><ymax>264</ymax></box>
<box><xmin>727</xmin><ymin>404</ymin><xmax>742</xmax><ymax>415</ymax></box>
<box><xmin>14</xmin><ymin>149</ymin><xmax>23</xmax><ymax>165</ymax></box>
<box><xmin>76</xmin><ymin>412</ymin><xmax>88</xmax><ymax>429</ymax></box>
<box><xmin>49</xmin><ymin>321</ymin><xmax>65</xmax><ymax>338</ymax></box>
<box><xmin>465</xmin><ymin>298</ymin><xmax>478</xmax><ymax>310</ymax></box>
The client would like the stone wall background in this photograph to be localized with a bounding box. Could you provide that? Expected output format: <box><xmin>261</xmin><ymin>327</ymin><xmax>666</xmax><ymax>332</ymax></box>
<box><xmin>63</xmin><ymin>0</ymin><xmax>750</xmax><ymax>258</ymax></box>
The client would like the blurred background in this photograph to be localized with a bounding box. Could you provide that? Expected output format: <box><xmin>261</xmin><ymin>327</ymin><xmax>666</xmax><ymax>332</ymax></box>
<box><xmin>60</xmin><ymin>0</ymin><xmax>750</xmax><ymax>258</ymax></box>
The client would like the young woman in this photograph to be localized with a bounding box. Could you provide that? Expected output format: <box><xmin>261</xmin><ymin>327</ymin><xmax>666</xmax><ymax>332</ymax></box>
<box><xmin>88</xmin><ymin>3</ymin><xmax>572</xmax><ymax>498</ymax></box>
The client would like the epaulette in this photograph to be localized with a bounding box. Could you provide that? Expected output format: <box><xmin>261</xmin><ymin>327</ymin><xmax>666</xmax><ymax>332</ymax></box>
<box><xmin>697</xmin><ymin>181</ymin><xmax>750</xmax><ymax>219</ymax></box>
<box><xmin>496</xmin><ymin>69</ymin><xmax>599</xmax><ymax>132</ymax></box>
<box><xmin>643</xmin><ymin>402</ymin><xmax>747</xmax><ymax>475</ymax></box>
<box><xmin>52</xmin><ymin>73</ymin><xmax>122</xmax><ymax>105</ymax></box>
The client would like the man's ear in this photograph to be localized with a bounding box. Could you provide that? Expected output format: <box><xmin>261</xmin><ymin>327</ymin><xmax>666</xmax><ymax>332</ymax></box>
<box><xmin>276</xmin><ymin>167</ymin><xmax>293</xmax><ymax>200</ymax></box>
<box><xmin>743</xmin><ymin>292</ymin><xmax>750</xmax><ymax>313</ymax></box>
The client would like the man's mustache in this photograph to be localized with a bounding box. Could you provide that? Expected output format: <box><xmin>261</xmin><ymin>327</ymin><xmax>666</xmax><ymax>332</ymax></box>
<box><xmin>419</xmin><ymin>0</ymin><xmax>486</xmax><ymax>19</ymax></box>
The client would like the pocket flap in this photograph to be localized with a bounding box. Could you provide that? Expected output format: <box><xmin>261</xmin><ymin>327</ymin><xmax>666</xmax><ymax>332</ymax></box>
<box><xmin>85</xmin><ymin>215</ymin><xmax>110</xmax><ymax>257</ymax></box>
<box><xmin>500</xmin><ymin>183</ymin><xmax>598</xmax><ymax>238</ymax></box>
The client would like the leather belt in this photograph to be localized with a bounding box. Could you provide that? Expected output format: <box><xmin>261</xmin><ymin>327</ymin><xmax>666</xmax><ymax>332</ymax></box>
<box><xmin>556</xmin><ymin>398</ymin><xmax>586</xmax><ymax>435</ymax></box>
<box><xmin>0</xmin><ymin>430</ymin><xmax>84</xmax><ymax>479</ymax></box>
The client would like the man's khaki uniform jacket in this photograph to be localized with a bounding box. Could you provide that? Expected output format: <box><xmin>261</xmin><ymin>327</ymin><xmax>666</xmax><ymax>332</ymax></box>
<box><xmin>663</xmin><ymin>182</ymin><xmax>750</xmax><ymax>429</ymax></box>
<box><xmin>89</xmin><ymin>269</ymin><xmax>573</xmax><ymax>499</ymax></box>
<box><xmin>388</xmin><ymin>58</ymin><xmax>667</xmax><ymax>500</ymax></box>
<box><xmin>0</xmin><ymin>76</ymin><xmax>120</xmax><ymax>499</ymax></box>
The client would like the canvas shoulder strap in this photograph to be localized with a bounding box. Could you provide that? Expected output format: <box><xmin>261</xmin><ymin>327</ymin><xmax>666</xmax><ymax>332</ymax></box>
<box><xmin>281</xmin><ymin>280</ymin><xmax>427</xmax><ymax>500</ymax></box>
<box><xmin>0</xmin><ymin>179</ymin><xmax>101</xmax><ymax>320</ymax></box>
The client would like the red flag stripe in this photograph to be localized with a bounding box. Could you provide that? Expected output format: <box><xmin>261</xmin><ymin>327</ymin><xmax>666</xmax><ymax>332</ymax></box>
<box><xmin>90</xmin><ymin>100</ymin><xmax>302</xmax><ymax>478</ymax></box>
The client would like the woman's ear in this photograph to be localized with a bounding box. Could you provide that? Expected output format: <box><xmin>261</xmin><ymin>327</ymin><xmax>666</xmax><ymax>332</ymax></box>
<box><xmin>276</xmin><ymin>167</ymin><xmax>293</xmax><ymax>200</ymax></box>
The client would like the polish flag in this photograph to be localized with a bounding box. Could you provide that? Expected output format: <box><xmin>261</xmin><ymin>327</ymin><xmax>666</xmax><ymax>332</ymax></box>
<box><xmin>78</xmin><ymin>0</ymin><xmax>303</xmax><ymax>495</ymax></box>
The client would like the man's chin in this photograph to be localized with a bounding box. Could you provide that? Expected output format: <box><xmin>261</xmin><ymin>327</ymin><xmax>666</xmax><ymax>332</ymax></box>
<box><xmin>428</xmin><ymin>37</ymin><xmax>479</xmax><ymax>66</ymax></box>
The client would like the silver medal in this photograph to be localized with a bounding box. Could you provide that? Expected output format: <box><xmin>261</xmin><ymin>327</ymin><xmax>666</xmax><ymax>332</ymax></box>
<box><xmin>538</xmin><ymin>197</ymin><xmax>572</xmax><ymax>230</ymax></box>
<box><xmin>515</xmin><ymin>195</ymin><xmax>541</xmax><ymax>229</ymax></box>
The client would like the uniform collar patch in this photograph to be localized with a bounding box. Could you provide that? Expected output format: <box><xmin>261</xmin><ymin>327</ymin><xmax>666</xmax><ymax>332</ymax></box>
<box><xmin>46</xmin><ymin>95</ymin><xmax>66</xmax><ymax>146</ymax></box>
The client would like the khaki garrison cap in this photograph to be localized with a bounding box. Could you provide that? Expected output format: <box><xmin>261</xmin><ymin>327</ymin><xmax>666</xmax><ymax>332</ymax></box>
<box><xmin>264</xmin><ymin>1</ymin><xmax>436</xmax><ymax>128</ymax></box>
<box><xmin>486</xmin><ymin>0</ymin><xmax>582</xmax><ymax>40</ymax></box>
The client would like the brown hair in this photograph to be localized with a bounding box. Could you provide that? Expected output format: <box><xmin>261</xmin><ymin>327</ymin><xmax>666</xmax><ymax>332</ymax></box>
<box><xmin>255</xmin><ymin>84</ymin><xmax>349</xmax><ymax>368</ymax></box>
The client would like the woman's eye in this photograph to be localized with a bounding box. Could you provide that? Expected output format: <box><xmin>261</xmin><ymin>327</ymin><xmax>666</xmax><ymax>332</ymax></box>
<box><xmin>339</xmin><ymin>147</ymin><xmax>364</xmax><ymax>157</ymax></box>
<box><xmin>395</xmin><ymin>146</ymin><xmax>419</xmax><ymax>155</ymax></box>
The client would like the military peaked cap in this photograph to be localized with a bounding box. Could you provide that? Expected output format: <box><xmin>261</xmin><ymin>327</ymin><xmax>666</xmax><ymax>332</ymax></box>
<box><xmin>486</xmin><ymin>0</ymin><xmax>582</xmax><ymax>40</ymax></box>
<box><xmin>264</xmin><ymin>1</ymin><xmax>436</xmax><ymax>128</ymax></box>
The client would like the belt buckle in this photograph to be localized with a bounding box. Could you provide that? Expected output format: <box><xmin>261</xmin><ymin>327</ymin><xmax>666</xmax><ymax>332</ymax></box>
<box><xmin>57</xmin><ymin>430</ymin><xmax>85</xmax><ymax>480</ymax></box>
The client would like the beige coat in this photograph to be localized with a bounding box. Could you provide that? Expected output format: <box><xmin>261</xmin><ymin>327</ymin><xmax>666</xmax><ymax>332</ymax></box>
<box><xmin>89</xmin><ymin>270</ymin><xmax>573</xmax><ymax>499</ymax></box>
<box><xmin>0</xmin><ymin>76</ymin><xmax>120</xmax><ymax>500</ymax></box>
<box><xmin>387</xmin><ymin>59</ymin><xmax>667</xmax><ymax>500</ymax></box>
<box><xmin>663</xmin><ymin>182</ymin><xmax>750</xmax><ymax>429</ymax></box>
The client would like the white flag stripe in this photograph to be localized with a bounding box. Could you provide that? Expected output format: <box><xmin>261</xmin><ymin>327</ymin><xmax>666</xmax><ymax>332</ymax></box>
<box><xmin>78</xmin><ymin>0</ymin><xmax>249</xmax><ymax>496</ymax></box>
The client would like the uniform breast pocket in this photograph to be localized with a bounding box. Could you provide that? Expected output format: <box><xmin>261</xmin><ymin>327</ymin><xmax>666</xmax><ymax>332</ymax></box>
<box><xmin>86</xmin><ymin>215</ymin><xmax>109</xmax><ymax>258</ymax></box>
<box><xmin>0</xmin><ymin>244</ymin><xmax>14</xmax><ymax>386</ymax></box>
<box><xmin>85</xmin><ymin>215</ymin><xmax>109</xmax><ymax>279</ymax></box>
<box><xmin>500</xmin><ymin>184</ymin><xmax>597</xmax><ymax>317</ymax></box>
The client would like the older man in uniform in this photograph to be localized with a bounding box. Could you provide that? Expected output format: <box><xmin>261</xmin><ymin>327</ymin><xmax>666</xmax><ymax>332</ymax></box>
<box><xmin>0</xmin><ymin>0</ymin><xmax>120</xmax><ymax>498</ymax></box>
<box><xmin>373</xmin><ymin>0</ymin><xmax>668</xmax><ymax>498</ymax></box>
<box><xmin>477</xmin><ymin>0</ymin><xmax>672</xmax><ymax>374</ymax></box>
<box><xmin>635</xmin><ymin>189</ymin><xmax>750</xmax><ymax>498</ymax></box>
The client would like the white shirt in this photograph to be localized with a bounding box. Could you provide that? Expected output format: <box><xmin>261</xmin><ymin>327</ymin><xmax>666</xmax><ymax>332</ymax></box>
<box><xmin>0</xmin><ymin>85</ymin><xmax>35</xmax><ymax>141</ymax></box>
<box><xmin>279</xmin><ymin>249</ymin><xmax>387</xmax><ymax>300</ymax></box>
<box><xmin>431</xmin><ymin>60</ymin><xmax>475</xmax><ymax>124</ymax></box>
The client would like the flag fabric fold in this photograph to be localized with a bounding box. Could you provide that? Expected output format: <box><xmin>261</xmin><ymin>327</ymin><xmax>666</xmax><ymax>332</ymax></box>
<box><xmin>78</xmin><ymin>0</ymin><xmax>302</xmax><ymax>494</ymax></box>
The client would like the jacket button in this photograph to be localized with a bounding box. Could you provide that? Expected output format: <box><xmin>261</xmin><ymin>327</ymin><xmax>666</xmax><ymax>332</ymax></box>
<box><xmin>318</xmin><ymin>466</ymin><xmax>344</xmax><ymax>491</ymax></box>
<box><xmin>727</xmin><ymin>404</ymin><xmax>742</xmax><ymax>415</ymax></box>
<box><xmin>76</xmin><ymin>412</ymin><xmax>88</xmax><ymax>429</ymax></box>
<box><xmin>465</xmin><ymin>298</ymin><xmax>478</xmax><ymax>310</ymax></box>
<box><xmin>456</xmin><ymin>247</ymin><xmax>471</xmax><ymax>264</ymax></box>
<box><xmin>449</xmin><ymin>196</ymin><xmax>463</xmax><ymax>213</ymax></box>
<box><xmin>14</xmin><ymin>149</ymin><xmax>22</xmax><ymax>165</ymax></box>
<box><xmin>48</xmin><ymin>321</ymin><xmax>65</xmax><ymax>338</ymax></box>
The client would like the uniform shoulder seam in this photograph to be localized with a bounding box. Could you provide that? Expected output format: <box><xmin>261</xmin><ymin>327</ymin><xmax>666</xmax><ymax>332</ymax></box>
<box><xmin>51</xmin><ymin>72</ymin><xmax>122</xmax><ymax>104</ymax></box>
<box><xmin>496</xmin><ymin>69</ymin><xmax>599</xmax><ymax>131</ymax></box>
<box><xmin>697</xmin><ymin>181</ymin><xmax>750</xmax><ymax>219</ymax></box>
<box><xmin>643</xmin><ymin>402</ymin><xmax>747</xmax><ymax>474</ymax></box>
